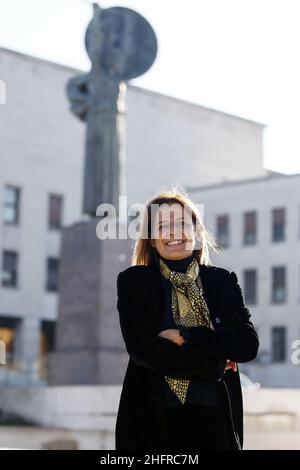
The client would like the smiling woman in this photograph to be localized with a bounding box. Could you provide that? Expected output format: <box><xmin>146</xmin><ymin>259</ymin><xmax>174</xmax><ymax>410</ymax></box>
<box><xmin>132</xmin><ymin>187</ymin><xmax>219</xmax><ymax>267</ymax></box>
<box><xmin>115</xmin><ymin>187</ymin><xmax>259</xmax><ymax>451</ymax></box>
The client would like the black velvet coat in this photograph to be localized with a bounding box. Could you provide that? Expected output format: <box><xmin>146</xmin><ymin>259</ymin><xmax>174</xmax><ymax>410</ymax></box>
<box><xmin>115</xmin><ymin>261</ymin><xmax>259</xmax><ymax>451</ymax></box>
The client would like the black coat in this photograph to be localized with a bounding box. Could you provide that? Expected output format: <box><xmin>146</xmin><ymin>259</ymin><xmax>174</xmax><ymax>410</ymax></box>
<box><xmin>115</xmin><ymin>261</ymin><xmax>259</xmax><ymax>451</ymax></box>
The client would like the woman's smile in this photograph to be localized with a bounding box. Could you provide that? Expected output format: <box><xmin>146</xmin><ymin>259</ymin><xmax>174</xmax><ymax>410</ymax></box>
<box><xmin>165</xmin><ymin>239</ymin><xmax>185</xmax><ymax>249</ymax></box>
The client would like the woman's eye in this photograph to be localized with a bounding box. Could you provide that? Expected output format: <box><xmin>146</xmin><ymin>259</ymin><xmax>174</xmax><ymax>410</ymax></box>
<box><xmin>157</xmin><ymin>222</ymin><xmax>193</xmax><ymax>233</ymax></box>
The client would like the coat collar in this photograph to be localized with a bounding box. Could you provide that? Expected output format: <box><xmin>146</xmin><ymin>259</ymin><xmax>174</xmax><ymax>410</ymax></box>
<box><xmin>149</xmin><ymin>261</ymin><xmax>214</xmax><ymax>327</ymax></box>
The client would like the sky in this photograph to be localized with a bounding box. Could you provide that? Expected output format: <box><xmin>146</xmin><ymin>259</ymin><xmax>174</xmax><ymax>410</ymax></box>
<box><xmin>1</xmin><ymin>0</ymin><xmax>300</xmax><ymax>174</ymax></box>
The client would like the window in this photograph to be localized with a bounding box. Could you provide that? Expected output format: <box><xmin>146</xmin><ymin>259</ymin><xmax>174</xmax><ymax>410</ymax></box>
<box><xmin>216</xmin><ymin>214</ymin><xmax>229</xmax><ymax>248</ymax></box>
<box><xmin>2</xmin><ymin>251</ymin><xmax>18</xmax><ymax>288</ymax></box>
<box><xmin>243</xmin><ymin>211</ymin><xmax>257</xmax><ymax>245</ymax></box>
<box><xmin>4</xmin><ymin>186</ymin><xmax>20</xmax><ymax>224</ymax></box>
<box><xmin>244</xmin><ymin>269</ymin><xmax>257</xmax><ymax>305</ymax></box>
<box><xmin>39</xmin><ymin>320</ymin><xmax>56</xmax><ymax>379</ymax></box>
<box><xmin>271</xmin><ymin>327</ymin><xmax>286</xmax><ymax>362</ymax></box>
<box><xmin>272</xmin><ymin>266</ymin><xmax>286</xmax><ymax>303</ymax></box>
<box><xmin>272</xmin><ymin>208</ymin><xmax>285</xmax><ymax>242</ymax></box>
<box><xmin>48</xmin><ymin>194</ymin><xmax>63</xmax><ymax>230</ymax></box>
<box><xmin>40</xmin><ymin>320</ymin><xmax>56</xmax><ymax>354</ymax></box>
<box><xmin>46</xmin><ymin>258</ymin><xmax>60</xmax><ymax>292</ymax></box>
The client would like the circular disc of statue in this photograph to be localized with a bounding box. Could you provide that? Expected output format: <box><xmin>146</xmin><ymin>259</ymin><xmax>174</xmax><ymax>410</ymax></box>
<box><xmin>85</xmin><ymin>5</ymin><xmax>158</xmax><ymax>80</ymax></box>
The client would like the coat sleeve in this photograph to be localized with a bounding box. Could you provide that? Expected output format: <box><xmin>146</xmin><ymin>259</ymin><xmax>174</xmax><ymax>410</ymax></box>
<box><xmin>117</xmin><ymin>271</ymin><xmax>227</xmax><ymax>381</ymax></box>
<box><xmin>180</xmin><ymin>271</ymin><xmax>259</xmax><ymax>363</ymax></box>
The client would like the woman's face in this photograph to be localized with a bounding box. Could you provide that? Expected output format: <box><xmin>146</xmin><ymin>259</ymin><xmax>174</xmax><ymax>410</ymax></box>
<box><xmin>150</xmin><ymin>203</ymin><xmax>197</xmax><ymax>260</ymax></box>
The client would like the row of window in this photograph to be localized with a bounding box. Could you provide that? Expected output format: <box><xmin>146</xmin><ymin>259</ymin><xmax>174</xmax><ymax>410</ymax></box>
<box><xmin>1</xmin><ymin>251</ymin><xmax>60</xmax><ymax>292</ymax></box>
<box><xmin>2</xmin><ymin>187</ymin><xmax>292</xmax><ymax>248</ymax></box>
<box><xmin>269</xmin><ymin>326</ymin><xmax>287</xmax><ymax>363</ymax></box>
<box><xmin>3</xmin><ymin>185</ymin><xmax>63</xmax><ymax>229</ymax></box>
<box><xmin>243</xmin><ymin>266</ymin><xmax>288</xmax><ymax>305</ymax></box>
<box><xmin>0</xmin><ymin>249</ymin><xmax>290</xmax><ymax>306</ymax></box>
<box><xmin>217</xmin><ymin>208</ymin><xmax>289</xmax><ymax>247</ymax></box>
<box><xmin>0</xmin><ymin>314</ymin><xmax>289</xmax><ymax>365</ymax></box>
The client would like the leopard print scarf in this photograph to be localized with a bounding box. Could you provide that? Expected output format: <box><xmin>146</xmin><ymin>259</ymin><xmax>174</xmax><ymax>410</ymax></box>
<box><xmin>159</xmin><ymin>255</ymin><xmax>214</xmax><ymax>404</ymax></box>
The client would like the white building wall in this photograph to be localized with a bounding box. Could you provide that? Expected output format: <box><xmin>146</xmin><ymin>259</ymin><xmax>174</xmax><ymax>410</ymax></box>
<box><xmin>0</xmin><ymin>46</ymin><xmax>269</xmax><ymax>382</ymax></box>
<box><xmin>126</xmin><ymin>86</ymin><xmax>267</xmax><ymax>206</ymax></box>
<box><xmin>0</xmin><ymin>48</ymin><xmax>85</xmax><ymax>324</ymax></box>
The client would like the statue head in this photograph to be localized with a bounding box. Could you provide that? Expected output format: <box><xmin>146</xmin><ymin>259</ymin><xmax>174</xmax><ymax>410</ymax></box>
<box><xmin>85</xmin><ymin>4</ymin><xmax>157</xmax><ymax>81</ymax></box>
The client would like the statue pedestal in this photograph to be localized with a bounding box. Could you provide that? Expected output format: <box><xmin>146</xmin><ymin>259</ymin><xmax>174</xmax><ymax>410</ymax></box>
<box><xmin>48</xmin><ymin>218</ymin><xmax>133</xmax><ymax>385</ymax></box>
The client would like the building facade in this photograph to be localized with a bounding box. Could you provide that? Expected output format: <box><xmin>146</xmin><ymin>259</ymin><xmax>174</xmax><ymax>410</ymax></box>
<box><xmin>189</xmin><ymin>173</ymin><xmax>300</xmax><ymax>387</ymax></box>
<box><xmin>0</xmin><ymin>46</ymin><xmax>294</xmax><ymax>387</ymax></box>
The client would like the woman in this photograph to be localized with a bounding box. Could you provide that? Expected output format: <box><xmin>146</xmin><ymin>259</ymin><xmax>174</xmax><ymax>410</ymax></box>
<box><xmin>115</xmin><ymin>189</ymin><xmax>259</xmax><ymax>451</ymax></box>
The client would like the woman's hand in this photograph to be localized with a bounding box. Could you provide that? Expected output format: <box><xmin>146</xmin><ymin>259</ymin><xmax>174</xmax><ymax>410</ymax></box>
<box><xmin>158</xmin><ymin>329</ymin><xmax>185</xmax><ymax>347</ymax></box>
<box><xmin>225</xmin><ymin>360</ymin><xmax>237</xmax><ymax>372</ymax></box>
<box><xmin>159</xmin><ymin>331</ymin><xmax>237</xmax><ymax>373</ymax></box>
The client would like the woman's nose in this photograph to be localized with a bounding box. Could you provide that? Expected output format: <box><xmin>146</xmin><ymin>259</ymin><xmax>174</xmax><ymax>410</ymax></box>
<box><xmin>171</xmin><ymin>224</ymin><xmax>183</xmax><ymax>238</ymax></box>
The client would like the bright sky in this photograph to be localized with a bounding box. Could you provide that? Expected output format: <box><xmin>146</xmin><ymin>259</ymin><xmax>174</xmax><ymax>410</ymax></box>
<box><xmin>1</xmin><ymin>0</ymin><xmax>300</xmax><ymax>174</ymax></box>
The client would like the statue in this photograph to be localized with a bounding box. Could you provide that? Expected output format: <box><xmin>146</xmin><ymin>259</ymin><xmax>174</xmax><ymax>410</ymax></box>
<box><xmin>66</xmin><ymin>3</ymin><xmax>158</xmax><ymax>216</ymax></box>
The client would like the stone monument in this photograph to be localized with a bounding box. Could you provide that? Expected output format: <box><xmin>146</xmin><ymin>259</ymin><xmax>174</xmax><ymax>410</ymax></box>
<box><xmin>66</xmin><ymin>3</ymin><xmax>157</xmax><ymax>216</ymax></box>
<box><xmin>49</xmin><ymin>4</ymin><xmax>157</xmax><ymax>384</ymax></box>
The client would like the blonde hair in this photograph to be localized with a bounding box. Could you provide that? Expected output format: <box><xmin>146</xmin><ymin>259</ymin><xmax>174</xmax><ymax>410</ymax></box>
<box><xmin>131</xmin><ymin>186</ymin><xmax>221</xmax><ymax>266</ymax></box>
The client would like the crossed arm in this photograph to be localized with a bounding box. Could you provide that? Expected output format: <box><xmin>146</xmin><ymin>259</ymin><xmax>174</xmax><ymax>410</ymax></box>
<box><xmin>117</xmin><ymin>269</ymin><xmax>259</xmax><ymax>381</ymax></box>
<box><xmin>117</xmin><ymin>271</ymin><xmax>227</xmax><ymax>381</ymax></box>
<box><xmin>179</xmin><ymin>271</ymin><xmax>259</xmax><ymax>363</ymax></box>
<box><xmin>158</xmin><ymin>328</ymin><xmax>237</xmax><ymax>371</ymax></box>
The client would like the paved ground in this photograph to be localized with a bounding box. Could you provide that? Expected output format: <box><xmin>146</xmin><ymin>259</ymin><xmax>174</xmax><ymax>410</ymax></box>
<box><xmin>0</xmin><ymin>426</ymin><xmax>112</xmax><ymax>450</ymax></box>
